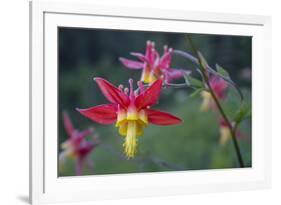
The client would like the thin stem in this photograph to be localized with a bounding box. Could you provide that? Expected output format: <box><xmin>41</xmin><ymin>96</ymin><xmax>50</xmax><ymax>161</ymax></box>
<box><xmin>173</xmin><ymin>49</ymin><xmax>244</xmax><ymax>101</ymax></box>
<box><xmin>164</xmin><ymin>83</ymin><xmax>193</xmax><ymax>89</ymax></box>
<box><xmin>135</xmin><ymin>82</ymin><xmax>192</xmax><ymax>95</ymax></box>
<box><xmin>187</xmin><ymin>35</ymin><xmax>245</xmax><ymax>168</ymax></box>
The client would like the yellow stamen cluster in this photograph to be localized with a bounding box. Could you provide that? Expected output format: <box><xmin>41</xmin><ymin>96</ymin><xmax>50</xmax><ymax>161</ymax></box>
<box><xmin>124</xmin><ymin>121</ymin><xmax>137</xmax><ymax>158</ymax></box>
<box><xmin>115</xmin><ymin>107</ymin><xmax>148</xmax><ymax>158</ymax></box>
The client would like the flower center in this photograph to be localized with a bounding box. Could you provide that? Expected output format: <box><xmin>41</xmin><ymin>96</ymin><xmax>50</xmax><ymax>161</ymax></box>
<box><xmin>115</xmin><ymin>107</ymin><xmax>148</xmax><ymax>158</ymax></box>
<box><xmin>115</xmin><ymin>79</ymin><xmax>149</xmax><ymax>158</ymax></box>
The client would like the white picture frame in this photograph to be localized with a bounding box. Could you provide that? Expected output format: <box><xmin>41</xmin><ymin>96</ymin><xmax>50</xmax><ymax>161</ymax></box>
<box><xmin>30</xmin><ymin>1</ymin><xmax>272</xmax><ymax>204</ymax></box>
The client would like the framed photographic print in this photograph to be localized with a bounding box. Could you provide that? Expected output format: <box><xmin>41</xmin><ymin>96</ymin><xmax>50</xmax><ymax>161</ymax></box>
<box><xmin>30</xmin><ymin>1</ymin><xmax>271</xmax><ymax>204</ymax></box>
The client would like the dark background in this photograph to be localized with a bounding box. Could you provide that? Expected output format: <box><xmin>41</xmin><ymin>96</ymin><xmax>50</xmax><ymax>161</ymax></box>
<box><xmin>58</xmin><ymin>27</ymin><xmax>252</xmax><ymax>176</ymax></box>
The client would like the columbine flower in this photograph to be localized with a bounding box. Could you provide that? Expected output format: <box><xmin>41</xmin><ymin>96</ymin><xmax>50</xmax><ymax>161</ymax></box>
<box><xmin>219</xmin><ymin>119</ymin><xmax>244</xmax><ymax>145</ymax></box>
<box><xmin>219</xmin><ymin>119</ymin><xmax>231</xmax><ymax>145</ymax></box>
<box><xmin>77</xmin><ymin>77</ymin><xmax>182</xmax><ymax>159</ymax></box>
<box><xmin>200</xmin><ymin>76</ymin><xmax>228</xmax><ymax>112</ymax></box>
<box><xmin>119</xmin><ymin>40</ymin><xmax>186</xmax><ymax>84</ymax></box>
<box><xmin>59</xmin><ymin>112</ymin><xmax>99</xmax><ymax>175</ymax></box>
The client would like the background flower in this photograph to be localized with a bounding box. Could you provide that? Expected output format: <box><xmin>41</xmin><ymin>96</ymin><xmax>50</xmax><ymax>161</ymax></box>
<box><xmin>218</xmin><ymin>118</ymin><xmax>246</xmax><ymax>145</ymax></box>
<box><xmin>119</xmin><ymin>41</ymin><xmax>187</xmax><ymax>84</ymax></box>
<box><xmin>59</xmin><ymin>112</ymin><xmax>99</xmax><ymax>175</ymax></box>
<box><xmin>200</xmin><ymin>76</ymin><xmax>228</xmax><ymax>112</ymax></box>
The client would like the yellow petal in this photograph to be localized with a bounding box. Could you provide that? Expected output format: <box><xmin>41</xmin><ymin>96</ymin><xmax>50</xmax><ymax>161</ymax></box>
<box><xmin>141</xmin><ymin>66</ymin><xmax>151</xmax><ymax>83</ymax></box>
<box><xmin>127</xmin><ymin>106</ymin><xmax>138</xmax><ymax>121</ymax></box>
<box><xmin>200</xmin><ymin>91</ymin><xmax>212</xmax><ymax>112</ymax></box>
<box><xmin>116</xmin><ymin>109</ymin><xmax>127</xmax><ymax>127</ymax></box>
<box><xmin>138</xmin><ymin>109</ymin><xmax>148</xmax><ymax>126</ymax></box>
<box><xmin>136</xmin><ymin>122</ymin><xmax>144</xmax><ymax>136</ymax></box>
<box><xmin>148</xmin><ymin>73</ymin><xmax>157</xmax><ymax>83</ymax></box>
<box><xmin>118</xmin><ymin>122</ymin><xmax>128</xmax><ymax>137</ymax></box>
<box><xmin>141</xmin><ymin>66</ymin><xmax>157</xmax><ymax>84</ymax></box>
<box><xmin>61</xmin><ymin>140</ymin><xmax>71</xmax><ymax>149</ymax></box>
<box><xmin>220</xmin><ymin>126</ymin><xmax>231</xmax><ymax>145</ymax></box>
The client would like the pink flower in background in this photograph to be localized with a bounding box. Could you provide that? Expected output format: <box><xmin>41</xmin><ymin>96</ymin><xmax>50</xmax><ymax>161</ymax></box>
<box><xmin>209</xmin><ymin>76</ymin><xmax>228</xmax><ymax>100</ymax></box>
<box><xmin>219</xmin><ymin>119</ymin><xmax>232</xmax><ymax>145</ymax></box>
<box><xmin>218</xmin><ymin>118</ymin><xmax>244</xmax><ymax>145</ymax></box>
<box><xmin>119</xmin><ymin>40</ymin><xmax>187</xmax><ymax>84</ymax></box>
<box><xmin>77</xmin><ymin>77</ymin><xmax>182</xmax><ymax>159</ymax></box>
<box><xmin>59</xmin><ymin>112</ymin><xmax>99</xmax><ymax>175</ymax></box>
<box><xmin>200</xmin><ymin>76</ymin><xmax>228</xmax><ymax>111</ymax></box>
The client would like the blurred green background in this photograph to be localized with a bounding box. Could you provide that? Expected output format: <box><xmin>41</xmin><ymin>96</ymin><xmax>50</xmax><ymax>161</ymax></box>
<box><xmin>58</xmin><ymin>27</ymin><xmax>252</xmax><ymax>176</ymax></box>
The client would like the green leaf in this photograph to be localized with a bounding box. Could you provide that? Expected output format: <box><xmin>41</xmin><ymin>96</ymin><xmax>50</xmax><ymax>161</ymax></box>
<box><xmin>198</xmin><ymin>52</ymin><xmax>209</xmax><ymax>69</ymax></box>
<box><xmin>184</xmin><ymin>74</ymin><xmax>203</xmax><ymax>88</ymax></box>
<box><xmin>189</xmin><ymin>88</ymin><xmax>204</xmax><ymax>98</ymax></box>
<box><xmin>234</xmin><ymin>103</ymin><xmax>251</xmax><ymax>124</ymax></box>
<box><xmin>216</xmin><ymin>64</ymin><xmax>231</xmax><ymax>79</ymax></box>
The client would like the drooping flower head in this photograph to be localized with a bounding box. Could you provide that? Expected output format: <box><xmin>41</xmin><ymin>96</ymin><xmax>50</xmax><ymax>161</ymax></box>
<box><xmin>219</xmin><ymin>118</ymin><xmax>231</xmax><ymax>145</ymax></box>
<box><xmin>77</xmin><ymin>78</ymin><xmax>182</xmax><ymax>159</ymax></box>
<box><xmin>59</xmin><ymin>112</ymin><xmax>99</xmax><ymax>174</ymax></box>
<box><xmin>119</xmin><ymin>41</ymin><xmax>186</xmax><ymax>84</ymax></box>
<box><xmin>218</xmin><ymin>118</ymin><xmax>244</xmax><ymax>145</ymax></box>
<box><xmin>200</xmin><ymin>76</ymin><xmax>228</xmax><ymax>112</ymax></box>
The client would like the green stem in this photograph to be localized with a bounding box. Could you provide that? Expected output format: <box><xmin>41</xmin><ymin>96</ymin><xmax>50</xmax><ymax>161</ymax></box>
<box><xmin>164</xmin><ymin>82</ymin><xmax>194</xmax><ymax>89</ymax></box>
<box><xmin>187</xmin><ymin>35</ymin><xmax>245</xmax><ymax>168</ymax></box>
<box><xmin>135</xmin><ymin>82</ymin><xmax>192</xmax><ymax>95</ymax></box>
<box><xmin>173</xmin><ymin>49</ymin><xmax>244</xmax><ymax>101</ymax></box>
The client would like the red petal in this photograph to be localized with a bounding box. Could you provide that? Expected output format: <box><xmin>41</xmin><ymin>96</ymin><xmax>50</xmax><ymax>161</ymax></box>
<box><xmin>145</xmin><ymin>42</ymin><xmax>154</xmax><ymax>63</ymax></box>
<box><xmin>164</xmin><ymin>68</ymin><xmax>186</xmax><ymax>82</ymax></box>
<box><xmin>77</xmin><ymin>128</ymin><xmax>93</xmax><ymax>140</ymax></box>
<box><xmin>210</xmin><ymin>77</ymin><xmax>228</xmax><ymax>99</ymax></box>
<box><xmin>135</xmin><ymin>79</ymin><xmax>163</xmax><ymax>109</ymax></box>
<box><xmin>154</xmin><ymin>50</ymin><xmax>160</xmax><ymax>63</ymax></box>
<box><xmin>77</xmin><ymin>142</ymin><xmax>95</xmax><ymax>158</ymax></box>
<box><xmin>130</xmin><ymin>52</ymin><xmax>148</xmax><ymax>62</ymax></box>
<box><xmin>159</xmin><ymin>52</ymin><xmax>172</xmax><ymax>69</ymax></box>
<box><xmin>119</xmin><ymin>57</ymin><xmax>144</xmax><ymax>69</ymax></box>
<box><xmin>95</xmin><ymin>77</ymin><xmax>129</xmax><ymax>107</ymax></box>
<box><xmin>147</xmin><ymin>109</ymin><xmax>183</xmax><ymax>125</ymax></box>
<box><xmin>76</xmin><ymin>104</ymin><xmax>117</xmax><ymax>124</ymax></box>
<box><xmin>79</xmin><ymin>146</ymin><xmax>93</xmax><ymax>158</ymax></box>
<box><xmin>63</xmin><ymin>112</ymin><xmax>75</xmax><ymax>137</ymax></box>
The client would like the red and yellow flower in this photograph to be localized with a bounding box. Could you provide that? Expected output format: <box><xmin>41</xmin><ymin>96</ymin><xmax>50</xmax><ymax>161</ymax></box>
<box><xmin>119</xmin><ymin>40</ymin><xmax>186</xmax><ymax>84</ymax></box>
<box><xmin>77</xmin><ymin>77</ymin><xmax>182</xmax><ymax>158</ymax></box>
